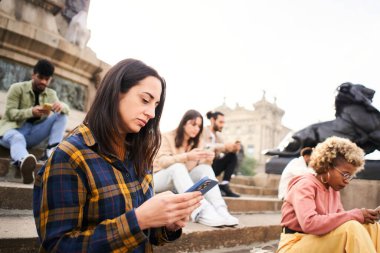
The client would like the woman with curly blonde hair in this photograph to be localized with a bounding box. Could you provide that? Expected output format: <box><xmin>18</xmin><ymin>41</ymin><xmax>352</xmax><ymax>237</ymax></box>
<box><xmin>277</xmin><ymin>136</ymin><xmax>380</xmax><ymax>253</ymax></box>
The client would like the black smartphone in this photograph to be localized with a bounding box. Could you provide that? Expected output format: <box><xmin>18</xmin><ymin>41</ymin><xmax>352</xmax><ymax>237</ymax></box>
<box><xmin>185</xmin><ymin>176</ymin><xmax>218</xmax><ymax>195</ymax></box>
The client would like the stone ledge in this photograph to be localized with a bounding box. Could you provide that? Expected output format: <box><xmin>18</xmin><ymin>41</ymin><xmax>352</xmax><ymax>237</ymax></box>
<box><xmin>0</xmin><ymin>212</ymin><xmax>281</xmax><ymax>253</ymax></box>
<box><xmin>0</xmin><ymin>180</ymin><xmax>283</xmax><ymax>212</ymax></box>
<box><xmin>154</xmin><ymin>224</ymin><xmax>281</xmax><ymax>253</ymax></box>
<box><xmin>225</xmin><ymin>196</ymin><xmax>282</xmax><ymax>213</ymax></box>
<box><xmin>0</xmin><ymin>14</ymin><xmax>110</xmax><ymax>87</ymax></box>
<box><xmin>0</xmin><ymin>182</ymin><xmax>33</xmax><ymax>209</ymax></box>
<box><xmin>230</xmin><ymin>183</ymin><xmax>277</xmax><ymax>196</ymax></box>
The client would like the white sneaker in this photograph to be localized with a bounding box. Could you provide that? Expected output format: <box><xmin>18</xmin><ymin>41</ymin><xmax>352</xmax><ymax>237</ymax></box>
<box><xmin>193</xmin><ymin>206</ymin><xmax>225</xmax><ymax>227</ymax></box>
<box><xmin>20</xmin><ymin>154</ymin><xmax>37</xmax><ymax>184</ymax></box>
<box><xmin>216</xmin><ymin>206</ymin><xmax>239</xmax><ymax>226</ymax></box>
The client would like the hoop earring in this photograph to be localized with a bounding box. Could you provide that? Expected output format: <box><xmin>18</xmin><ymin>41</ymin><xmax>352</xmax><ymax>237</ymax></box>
<box><xmin>320</xmin><ymin>172</ymin><xmax>330</xmax><ymax>184</ymax></box>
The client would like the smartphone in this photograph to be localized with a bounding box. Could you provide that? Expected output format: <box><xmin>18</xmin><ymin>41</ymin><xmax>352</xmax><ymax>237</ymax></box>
<box><xmin>185</xmin><ymin>176</ymin><xmax>218</xmax><ymax>195</ymax></box>
<box><xmin>43</xmin><ymin>103</ymin><xmax>53</xmax><ymax>111</ymax></box>
<box><xmin>204</xmin><ymin>144</ymin><xmax>214</xmax><ymax>151</ymax></box>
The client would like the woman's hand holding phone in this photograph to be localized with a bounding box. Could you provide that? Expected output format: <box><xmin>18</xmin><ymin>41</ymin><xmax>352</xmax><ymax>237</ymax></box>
<box><xmin>135</xmin><ymin>191</ymin><xmax>202</xmax><ymax>230</ymax></box>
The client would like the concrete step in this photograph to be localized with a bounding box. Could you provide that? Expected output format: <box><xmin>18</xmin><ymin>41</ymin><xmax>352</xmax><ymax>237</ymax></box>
<box><xmin>231</xmin><ymin>174</ymin><xmax>280</xmax><ymax>189</ymax></box>
<box><xmin>0</xmin><ymin>210</ymin><xmax>281</xmax><ymax>253</ymax></box>
<box><xmin>0</xmin><ymin>158</ymin><xmax>44</xmax><ymax>183</ymax></box>
<box><xmin>0</xmin><ymin>182</ymin><xmax>33</xmax><ymax>210</ymax></box>
<box><xmin>230</xmin><ymin>176</ymin><xmax>256</xmax><ymax>186</ymax></box>
<box><xmin>229</xmin><ymin>183</ymin><xmax>277</xmax><ymax>196</ymax></box>
<box><xmin>0</xmin><ymin>209</ymin><xmax>39</xmax><ymax>253</ymax></box>
<box><xmin>194</xmin><ymin>240</ymin><xmax>278</xmax><ymax>253</ymax></box>
<box><xmin>154</xmin><ymin>213</ymin><xmax>281</xmax><ymax>253</ymax></box>
<box><xmin>0</xmin><ymin>181</ymin><xmax>282</xmax><ymax>212</ymax></box>
<box><xmin>224</xmin><ymin>196</ymin><xmax>282</xmax><ymax>213</ymax></box>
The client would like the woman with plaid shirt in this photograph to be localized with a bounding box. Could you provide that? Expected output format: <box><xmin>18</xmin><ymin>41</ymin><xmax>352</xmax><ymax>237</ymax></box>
<box><xmin>33</xmin><ymin>59</ymin><xmax>202</xmax><ymax>252</ymax></box>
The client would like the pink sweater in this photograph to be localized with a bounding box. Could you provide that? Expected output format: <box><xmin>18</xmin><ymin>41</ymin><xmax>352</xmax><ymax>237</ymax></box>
<box><xmin>281</xmin><ymin>173</ymin><xmax>364</xmax><ymax>235</ymax></box>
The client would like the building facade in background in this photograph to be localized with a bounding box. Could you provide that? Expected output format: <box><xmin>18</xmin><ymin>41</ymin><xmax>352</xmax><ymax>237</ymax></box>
<box><xmin>214</xmin><ymin>94</ymin><xmax>291</xmax><ymax>165</ymax></box>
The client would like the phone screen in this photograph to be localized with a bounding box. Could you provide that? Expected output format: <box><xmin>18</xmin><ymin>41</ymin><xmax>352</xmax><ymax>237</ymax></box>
<box><xmin>185</xmin><ymin>176</ymin><xmax>218</xmax><ymax>195</ymax></box>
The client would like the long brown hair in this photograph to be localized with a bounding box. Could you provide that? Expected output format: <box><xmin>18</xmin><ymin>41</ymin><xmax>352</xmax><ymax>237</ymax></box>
<box><xmin>84</xmin><ymin>59</ymin><xmax>166</xmax><ymax>177</ymax></box>
<box><xmin>175</xmin><ymin>109</ymin><xmax>203</xmax><ymax>149</ymax></box>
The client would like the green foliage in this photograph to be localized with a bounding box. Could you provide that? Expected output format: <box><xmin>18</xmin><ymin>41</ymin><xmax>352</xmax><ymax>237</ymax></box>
<box><xmin>238</xmin><ymin>156</ymin><xmax>256</xmax><ymax>176</ymax></box>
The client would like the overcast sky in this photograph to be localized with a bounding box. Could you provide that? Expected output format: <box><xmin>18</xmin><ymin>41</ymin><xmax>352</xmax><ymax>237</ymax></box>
<box><xmin>87</xmin><ymin>0</ymin><xmax>380</xmax><ymax>135</ymax></box>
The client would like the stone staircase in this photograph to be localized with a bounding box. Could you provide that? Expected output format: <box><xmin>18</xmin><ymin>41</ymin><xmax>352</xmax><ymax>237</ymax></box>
<box><xmin>0</xmin><ymin>159</ymin><xmax>282</xmax><ymax>253</ymax></box>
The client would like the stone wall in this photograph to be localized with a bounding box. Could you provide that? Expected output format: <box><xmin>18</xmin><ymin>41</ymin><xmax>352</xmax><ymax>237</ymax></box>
<box><xmin>340</xmin><ymin>179</ymin><xmax>380</xmax><ymax>209</ymax></box>
<box><xmin>0</xmin><ymin>58</ymin><xmax>87</xmax><ymax>111</ymax></box>
<box><xmin>0</xmin><ymin>0</ymin><xmax>110</xmax><ymax>112</ymax></box>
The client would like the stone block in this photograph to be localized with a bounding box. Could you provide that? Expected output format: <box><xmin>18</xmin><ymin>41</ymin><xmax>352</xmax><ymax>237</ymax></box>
<box><xmin>3</xmin><ymin>19</ymin><xmax>35</xmax><ymax>51</ymax></box>
<box><xmin>230</xmin><ymin>183</ymin><xmax>277</xmax><ymax>196</ymax></box>
<box><xmin>0</xmin><ymin>182</ymin><xmax>33</xmax><ymax>209</ymax></box>
<box><xmin>53</xmin><ymin>39</ymin><xmax>79</xmax><ymax>66</ymax></box>
<box><xmin>0</xmin><ymin>158</ymin><xmax>9</xmax><ymax>177</ymax></box>
<box><xmin>225</xmin><ymin>197</ymin><xmax>282</xmax><ymax>213</ymax></box>
<box><xmin>341</xmin><ymin>179</ymin><xmax>380</xmax><ymax>210</ymax></box>
<box><xmin>0</xmin><ymin>16</ymin><xmax>9</xmax><ymax>42</ymax></box>
<box><xmin>5</xmin><ymin>18</ymin><xmax>35</xmax><ymax>38</ymax></box>
<box><xmin>231</xmin><ymin>176</ymin><xmax>256</xmax><ymax>186</ymax></box>
<box><xmin>32</xmin><ymin>29</ymin><xmax>60</xmax><ymax>57</ymax></box>
<box><xmin>154</xmin><ymin>225</ymin><xmax>281</xmax><ymax>253</ymax></box>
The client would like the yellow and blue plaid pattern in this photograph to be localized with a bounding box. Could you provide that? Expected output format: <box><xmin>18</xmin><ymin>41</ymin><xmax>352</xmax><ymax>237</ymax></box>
<box><xmin>33</xmin><ymin>124</ymin><xmax>180</xmax><ymax>253</ymax></box>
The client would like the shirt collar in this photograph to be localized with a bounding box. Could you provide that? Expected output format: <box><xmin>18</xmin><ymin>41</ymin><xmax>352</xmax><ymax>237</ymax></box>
<box><xmin>76</xmin><ymin>123</ymin><xmax>97</xmax><ymax>147</ymax></box>
<box><xmin>75</xmin><ymin>123</ymin><xmax>122</xmax><ymax>163</ymax></box>
<box><xmin>26</xmin><ymin>80</ymin><xmax>49</xmax><ymax>96</ymax></box>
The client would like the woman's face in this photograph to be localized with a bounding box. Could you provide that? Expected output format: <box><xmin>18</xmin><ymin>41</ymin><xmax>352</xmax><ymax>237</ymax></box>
<box><xmin>328</xmin><ymin>162</ymin><xmax>357</xmax><ymax>191</ymax></box>
<box><xmin>184</xmin><ymin>117</ymin><xmax>202</xmax><ymax>139</ymax></box>
<box><xmin>118</xmin><ymin>76</ymin><xmax>162</xmax><ymax>135</ymax></box>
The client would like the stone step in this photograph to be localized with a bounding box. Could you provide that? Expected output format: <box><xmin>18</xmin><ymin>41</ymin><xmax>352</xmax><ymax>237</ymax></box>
<box><xmin>230</xmin><ymin>176</ymin><xmax>256</xmax><ymax>186</ymax></box>
<box><xmin>224</xmin><ymin>196</ymin><xmax>282</xmax><ymax>213</ymax></box>
<box><xmin>229</xmin><ymin>183</ymin><xmax>277</xmax><ymax>196</ymax></box>
<box><xmin>0</xmin><ymin>182</ymin><xmax>33</xmax><ymax>210</ymax></box>
<box><xmin>231</xmin><ymin>174</ymin><xmax>280</xmax><ymax>189</ymax></box>
<box><xmin>0</xmin><ymin>146</ymin><xmax>44</xmax><ymax>159</ymax></box>
<box><xmin>155</xmin><ymin>213</ymin><xmax>281</xmax><ymax>253</ymax></box>
<box><xmin>0</xmin><ymin>181</ymin><xmax>282</xmax><ymax>212</ymax></box>
<box><xmin>0</xmin><ymin>155</ymin><xmax>44</xmax><ymax>178</ymax></box>
<box><xmin>0</xmin><ymin>209</ymin><xmax>281</xmax><ymax>253</ymax></box>
<box><xmin>195</xmin><ymin>240</ymin><xmax>278</xmax><ymax>253</ymax></box>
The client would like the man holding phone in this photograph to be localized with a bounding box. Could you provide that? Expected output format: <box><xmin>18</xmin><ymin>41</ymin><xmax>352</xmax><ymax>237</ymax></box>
<box><xmin>204</xmin><ymin>111</ymin><xmax>241</xmax><ymax>197</ymax></box>
<box><xmin>0</xmin><ymin>59</ymin><xmax>69</xmax><ymax>184</ymax></box>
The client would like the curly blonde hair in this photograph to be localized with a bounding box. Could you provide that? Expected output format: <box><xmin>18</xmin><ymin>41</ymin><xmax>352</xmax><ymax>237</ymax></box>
<box><xmin>309</xmin><ymin>136</ymin><xmax>365</xmax><ymax>174</ymax></box>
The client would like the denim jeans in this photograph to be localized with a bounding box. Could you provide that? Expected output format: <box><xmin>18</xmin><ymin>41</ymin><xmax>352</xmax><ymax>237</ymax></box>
<box><xmin>0</xmin><ymin>113</ymin><xmax>68</xmax><ymax>162</ymax></box>
<box><xmin>153</xmin><ymin>163</ymin><xmax>227</xmax><ymax>210</ymax></box>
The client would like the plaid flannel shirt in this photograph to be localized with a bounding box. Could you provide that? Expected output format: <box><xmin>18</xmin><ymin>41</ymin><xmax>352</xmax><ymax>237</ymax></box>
<box><xmin>33</xmin><ymin>124</ymin><xmax>181</xmax><ymax>253</ymax></box>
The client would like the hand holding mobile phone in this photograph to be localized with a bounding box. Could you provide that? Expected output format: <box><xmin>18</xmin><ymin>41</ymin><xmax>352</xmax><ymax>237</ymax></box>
<box><xmin>185</xmin><ymin>176</ymin><xmax>218</xmax><ymax>195</ymax></box>
<box><xmin>43</xmin><ymin>103</ymin><xmax>53</xmax><ymax>111</ymax></box>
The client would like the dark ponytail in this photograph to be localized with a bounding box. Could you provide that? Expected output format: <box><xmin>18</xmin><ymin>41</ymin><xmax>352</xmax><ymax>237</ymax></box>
<box><xmin>206</xmin><ymin>111</ymin><xmax>224</xmax><ymax>120</ymax></box>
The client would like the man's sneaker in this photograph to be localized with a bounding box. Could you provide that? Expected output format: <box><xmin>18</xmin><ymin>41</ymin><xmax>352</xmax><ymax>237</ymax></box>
<box><xmin>20</xmin><ymin>154</ymin><xmax>37</xmax><ymax>184</ymax></box>
<box><xmin>216</xmin><ymin>206</ymin><xmax>239</xmax><ymax>226</ymax></box>
<box><xmin>192</xmin><ymin>206</ymin><xmax>225</xmax><ymax>227</ymax></box>
<box><xmin>219</xmin><ymin>183</ymin><xmax>240</xmax><ymax>198</ymax></box>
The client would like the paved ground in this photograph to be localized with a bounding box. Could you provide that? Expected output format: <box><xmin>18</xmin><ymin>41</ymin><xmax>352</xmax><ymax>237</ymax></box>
<box><xmin>184</xmin><ymin>212</ymin><xmax>281</xmax><ymax>232</ymax></box>
<box><xmin>202</xmin><ymin>240</ymin><xmax>278</xmax><ymax>253</ymax></box>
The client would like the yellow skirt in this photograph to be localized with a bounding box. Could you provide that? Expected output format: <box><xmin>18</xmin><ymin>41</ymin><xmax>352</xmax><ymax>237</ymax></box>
<box><xmin>277</xmin><ymin>221</ymin><xmax>380</xmax><ymax>253</ymax></box>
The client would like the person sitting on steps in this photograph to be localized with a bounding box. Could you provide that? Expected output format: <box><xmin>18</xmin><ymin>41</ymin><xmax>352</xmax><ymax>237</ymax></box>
<box><xmin>154</xmin><ymin>109</ymin><xmax>239</xmax><ymax>227</ymax></box>
<box><xmin>277</xmin><ymin>147</ymin><xmax>315</xmax><ymax>200</ymax></box>
<box><xmin>0</xmin><ymin>59</ymin><xmax>69</xmax><ymax>184</ymax></box>
<box><xmin>277</xmin><ymin>136</ymin><xmax>380</xmax><ymax>253</ymax></box>
<box><xmin>203</xmin><ymin>111</ymin><xmax>241</xmax><ymax>197</ymax></box>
